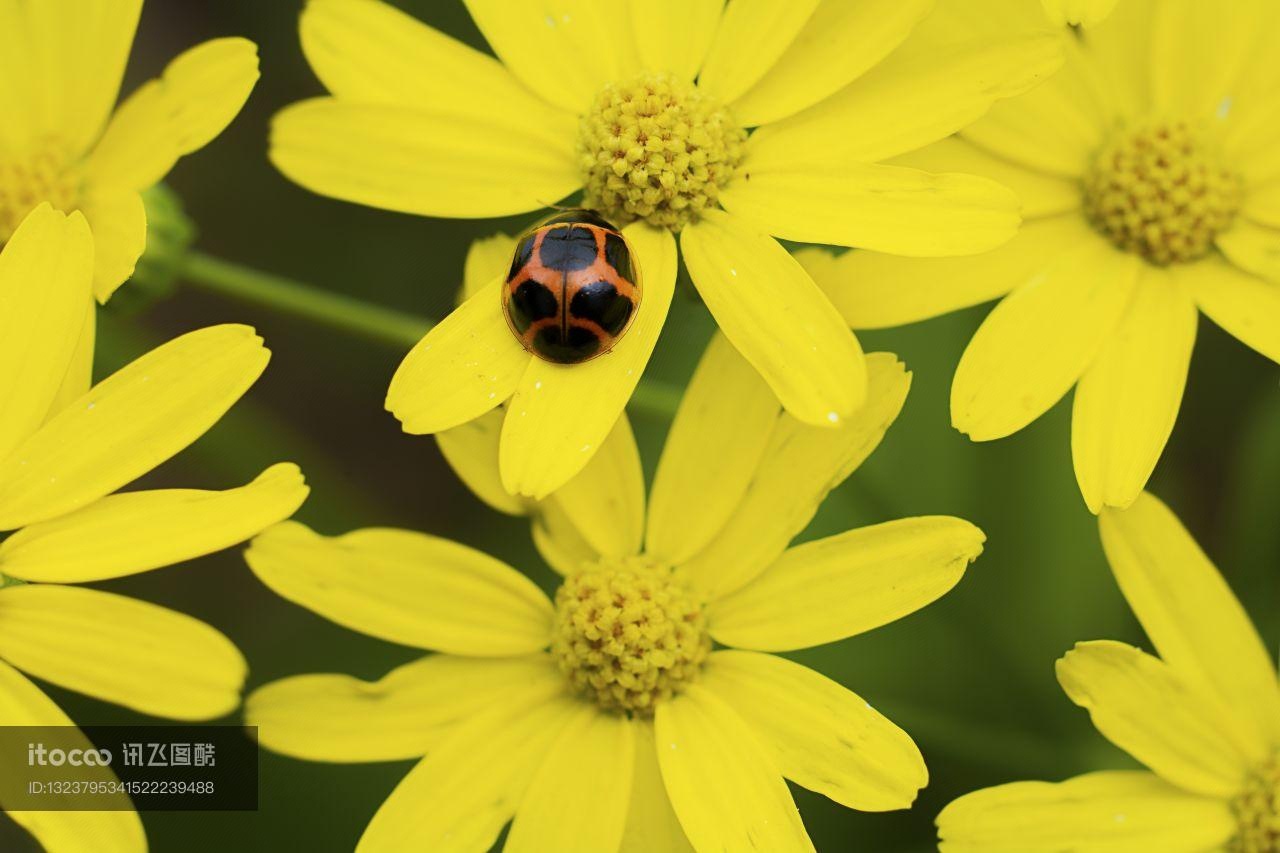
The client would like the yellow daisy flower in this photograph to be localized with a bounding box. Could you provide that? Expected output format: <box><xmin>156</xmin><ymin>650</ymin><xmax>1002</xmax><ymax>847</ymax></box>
<box><xmin>245</xmin><ymin>336</ymin><xmax>986</xmax><ymax>851</ymax></box>
<box><xmin>936</xmin><ymin>490</ymin><xmax>1280</xmax><ymax>852</ymax></box>
<box><xmin>0</xmin><ymin>0</ymin><xmax>259</xmax><ymax>399</ymax></box>
<box><xmin>270</xmin><ymin>0</ymin><xmax>1065</xmax><ymax>498</ymax></box>
<box><xmin>0</xmin><ymin>207</ymin><xmax>308</xmax><ymax>851</ymax></box>
<box><xmin>803</xmin><ymin>0</ymin><xmax>1280</xmax><ymax>513</ymax></box>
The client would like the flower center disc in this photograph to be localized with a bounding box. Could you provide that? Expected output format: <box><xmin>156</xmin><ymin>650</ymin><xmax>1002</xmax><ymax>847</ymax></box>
<box><xmin>0</xmin><ymin>147</ymin><xmax>78</xmax><ymax>243</ymax></box>
<box><xmin>576</xmin><ymin>72</ymin><xmax>746</xmax><ymax>231</ymax></box>
<box><xmin>1082</xmin><ymin>119</ymin><xmax>1241</xmax><ymax>265</ymax></box>
<box><xmin>551</xmin><ymin>557</ymin><xmax>710</xmax><ymax>714</ymax></box>
<box><xmin>1232</xmin><ymin>752</ymin><xmax>1280</xmax><ymax>852</ymax></box>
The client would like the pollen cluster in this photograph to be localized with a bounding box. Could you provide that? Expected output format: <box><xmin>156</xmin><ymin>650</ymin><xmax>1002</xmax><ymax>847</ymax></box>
<box><xmin>576</xmin><ymin>72</ymin><xmax>746</xmax><ymax>231</ymax></box>
<box><xmin>1082</xmin><ymin>119</ymin><xmax>1241</xmax><ymax>265</ymax></box>
<box><xmin>551</xmin><ymin>556</ymin><xmax>710</xmax><ymax>714</ymax></box>
<box><xmin>0</xmin><ymin>148</ymin><xmax>79</xmax><ymax>243</ymax></box>
<box><xmin>1232</xmin><ymin>751</ymin><xmax>1280</xmax><ymax>852</ymax></box>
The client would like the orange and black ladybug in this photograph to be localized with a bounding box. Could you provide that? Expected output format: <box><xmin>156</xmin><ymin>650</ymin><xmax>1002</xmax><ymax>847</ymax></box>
<box><xmin>502</xmin><ymin>209</ymin><xmax>641</xmax><ymax>364</ymax></box>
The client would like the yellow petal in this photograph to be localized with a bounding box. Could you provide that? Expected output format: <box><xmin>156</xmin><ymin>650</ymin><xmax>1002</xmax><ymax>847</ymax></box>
<box><xmin>461</xmin><ymin>232</ymin><xmax>516</xmax><ymax>301</ymax></box>
<box><xmin>532</xmin><ymin>497</ymin><xmax>599</xmax><ymax>576</ymax></box>
<box><xmin>271</xmin><ymin>97</ymin><xmax>578</xmax><ymax>218</ymax></box>
<box><xmin>695</xmin><ymin>0</ymin><xmax>819</xmax><ymax>107</ymax></box>
<box><xmin>887</xmin><ymin>137</ymin><xmax>1081</xmax><ymax>221</ymax></box>
<box><xmin>0</xmin><ymin>584</ymin><xmax>245</xmax><ymax>719</ymax></box>
<box><xmin>961</xmin><ymin>37</ymin><xmax>1110</xmax><ymax>178</ymax></box>
<box><xmin>356</xmin><ymin>689</ymin><xmax>576</xmax><ymax>852</ymax></box>
<box><xmin>655</xmin><ymin>684</ymin><xmax>814</xmax><ymax>853</ymax></box>
<box><xmin>462</xmin><ymin>0</ymin><xmax>637</xmax><ymax>113</ymax></box>
<box><xmin>627</xmin><ymin>0</ymin><xmax>722</xmax><ymax>81</ymax></box>
<box><xmin>750</xmin><ymin>33</ymin><xmax>1065</xmax><ymax>168</ymax></box>
<box><xmin>1177</xmin><ymin>256</ymin><xmax>1280</xmax><ymax>364</ymax></box>
<box><xmin>722</xmin><ymin>157</ymin><xmax>1020</xmax><ymax>257</ymax></box>
<box><xmin>1233</xmin><ymin>107</ymin><xmax>1280</xmax><ymax>186</ymax></box>
<box><xmin>1216</xmin><ymin>5</ymin><xmax>1280</xmax><ymax>175</ymax></box>
<box><xmin>0</xmin><ymin>0</ymin><xmax>140</xmax><ymax>156</ymax></box>
<box><xmin>710</xmin><ymin>516</ymin><xmax>984</xmax><ymax>650</ymax></box>
<box><xmin>498</xmin><ymin>224</ymin><xmax>675</xmax><ymax>499</ymax></box>
<box><xmin>679</xmin><ymin>353</ymin><xmax>910</xmax><ymax>600</ymax></box>
<box><xmin>951</xmin><ymin>239</ymin><xmax>1138</xmax><ymax>441</ymax></box>
<box><xmin>702</xmin><ymin>651</ymin><xmax>927</xmax><ymax>811</ymax></box>
<box><xmin>1056</xmin><ymin>640</ymin><xmax>1252</xmax><ymax>797</ymax></box>
<box><xmin>245</xmin><ymin>521</ymin><xmax>552</xmax><ymax>655</ymax></box>
<box><xmin>1217</xmin><ymin>219</ymin><xmax>1280</xmax><ymax>284</ymax></box>
<box><xmin>0</xmin><ymin>205</ymin><xmax>93</xmax><ymax>465</ymax></box>
<box><xmin>506</xmin><ymin>707</ymin><xmax>635</xmax><ymax>853</ymax></box>
<box><xmin>1150</xmin><ymin>0</ymin><xmax>1265</xmax><ymax>119</ymax></box>
<box><xmin>80</xmin><ymin>185</ymin><xmax>146</xmax><ymax>302</ymax></box>
<box><xmin>1100</xmin><ymin>493</ymin><xmax>1280</xmax><ymax>750</ymax></box>
<box><xmin>48</xmin><ymin>304</ymin><xmax>97</xmax><ymax>417</ymax></box>
<box><xmin>245</xmin><ymin>654</ymin><xmax>552</xmax><ymax>763</ymax></box>
<box><xmin>300</xmin><ymin>0</ymin><xmax>554</xmax><ymax>116</ymax></box>
<box><xmin>728</xmin><ymin>0</ymin><xmax>933</xmax><ymax>127</ymax></box>
<box><xmin>1082</xmin><ymin>0</ymin><xmax>1154</xmax><ymax>120</ymax></box>
<box><xmin>880</xmin><ymin>3</ymin><xmax>1055</xmax><ymax>61</ymax></box>
<box><xmin>1243</xmin><ymin>181</ymin><xmax>1280</xmax><ymax>229</ymax></box>
<box><xmin>936</xmin><ymin>770</ymin><xmax>1237</xmax><ymax>853</ymax></box>
<box><xmin>0</xmin><ymin>324</ymin><xmax>269</xmax><ymax>530</ymax></box>
<box><xmin>800</xmin><ymin>213</ymin><xmax>1093</xmax><ymax>330</ymax></box>
<box><xmin>619</xmin><ymin>721</ymin><xmax>695</xmax><ymax>853</ymax></box>
<box><xmin>1072</xmin><ymin>269</ymin><xmax>1197</xmax><ymax>514</ymax></box>
<box><xmin>0</xmin><ymin>8</ymin><xmax>33</xmax><ymax>151</ymax></box>
<box><xmin>1041</xmin><ymin>0</ymin><xmax>1120</xmax><ymax>26</ymax></box>
<box><xmin>0</xmin><ymin>463</ymin><xmax>308</xmax><ymax>583</ymax></box>
<box><xmin>0</xmin><ymin>660</ymin><xmax>146</xmax><ymax>853</ymax></box>
<box><xmin>386</xmin><ymin>278</ymin><xmax>528</xmax><ymax>434</ymax></box>
<box><xmin>681</xmin><ymin>211</ymin><xmax>867</xmax><ymax>425</ymax></box>
<box><xmin>646</xmin><ymin>333</ymin><xmax>780</xmax><ymax>565</ymax></box>
<box><xmin>435</xmin><ymin>408</ymin><xmax>528</xmax><ymax>516</ymax></box>
<box><xmin>538</xmin><ymin>416</ymin><xmax>645</xmax><ymax>559</ymax></box>
<box><xmin>86</xmin><ymin>38</ymin><xmax>259</xmax><ymax>190</ymax></box>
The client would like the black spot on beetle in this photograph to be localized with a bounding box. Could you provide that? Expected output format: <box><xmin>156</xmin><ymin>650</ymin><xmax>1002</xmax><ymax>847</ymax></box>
<box><xmin>571</xmin><ymin>280</ymin><xmax>633</xmax><ymax>335</ymax></box>
<box><xmin>602</xmin><ymin>232</ymin><xmax>634</xmax><ymax>281</ymax></box>
<box><xmin>538</xmin><ymin>225</ymin><xmax>598</xmax><ymax>271</ymax></box>
<box><xmin>508</xmin><ymin>279</ymin><xmax>558</xmax><ymax>333</ymax></box>
<box><xmin>507</xmin><ymin>234</ymin><xmax>535</xmax><ymax>281</ymax></box>
<box><xmin>533</xmin><ymin>325</ymin><xmax>601</xmax><ymax>363</ymax></box>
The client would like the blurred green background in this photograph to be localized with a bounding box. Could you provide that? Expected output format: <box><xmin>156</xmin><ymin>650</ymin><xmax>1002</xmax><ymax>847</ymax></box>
<box><xmin>3</xmin><ymin>2</ymin><xmax>1278</xmax><ymax>851</ymax></box>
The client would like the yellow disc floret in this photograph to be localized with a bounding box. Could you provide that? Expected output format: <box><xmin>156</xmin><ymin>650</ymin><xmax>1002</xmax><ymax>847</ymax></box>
<box><xmin>577</xmin><ymin>72</ymin><xmax>746</xmax><ymax>231</ymax></box>
<box><xmin>551</xmin><ymin>556</ymin><xmax>710</xmax><ymax>714</ymax></box>
<box><xmin>1082</xmin><ymin>119</ymin><xmax>1241</xmax><ymax>265</ymax></box>
<box><xmin>0</xmin><ymin>146</ymin><xmax>79</xmax><ymax>243</ymax></box>
<box><xmin>1232</xmin><ymin>751</ymin><xmax>1280</xmax><ymax>852</ymax></box>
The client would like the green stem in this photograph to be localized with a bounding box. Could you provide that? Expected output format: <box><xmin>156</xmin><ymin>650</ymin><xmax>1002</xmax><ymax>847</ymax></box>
<box><xmin>183</xmin><ymin>251</ymin><xmax>430</xmax><ymax>348</ymax></box>
<box><xmin>180</xmin><ymin>251</ymin><xmax>682</xmax><ymax>418</ymax></box>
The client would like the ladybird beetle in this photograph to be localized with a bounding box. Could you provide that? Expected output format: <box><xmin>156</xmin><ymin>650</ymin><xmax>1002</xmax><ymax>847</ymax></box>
<box><xmin>501</xmin><ymin>209</ymin><xmax>641</xmax><ymax>364</ymax></box>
